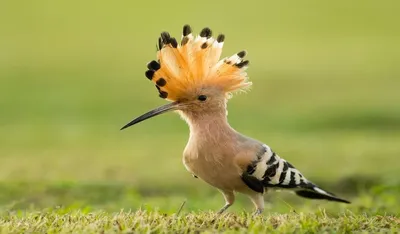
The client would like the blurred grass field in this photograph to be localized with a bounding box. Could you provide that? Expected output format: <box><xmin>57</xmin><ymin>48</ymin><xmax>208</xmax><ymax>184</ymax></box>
<box><xmin>0</xmin><ymin>0</ymin><xmax>400</xmax><ymax>232</ymax></box>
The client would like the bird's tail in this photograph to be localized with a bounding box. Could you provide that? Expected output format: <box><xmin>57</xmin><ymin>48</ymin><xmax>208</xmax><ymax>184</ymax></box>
<box><xmin>295</xmin><ymin>182</ymin><xmax>350</xmax><ymax>204</ymax></box>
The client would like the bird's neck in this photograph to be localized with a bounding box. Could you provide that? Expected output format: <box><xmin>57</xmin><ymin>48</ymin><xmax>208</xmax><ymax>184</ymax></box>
<box><xmin>181</xmin><ymin>110</ymin><xmax>237</xmax><ymax>144</ymax></box>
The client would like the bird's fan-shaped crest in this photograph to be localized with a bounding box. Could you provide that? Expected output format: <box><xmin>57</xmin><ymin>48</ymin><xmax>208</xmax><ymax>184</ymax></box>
<box><xmin>145</xmin><ymin>25</ymin><xmax>251</xmax><ymax>101</ymax></box>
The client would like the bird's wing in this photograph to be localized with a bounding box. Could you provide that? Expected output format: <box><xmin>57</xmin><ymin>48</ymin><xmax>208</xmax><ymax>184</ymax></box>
<box><xmin>236</xmin><ymin>144</ymin><xmax>350</xmax><ymax>203</ymax></box>
<box><xmin>235</xmin><ymin>143</ymin><xmax>268</xmax><ymax>193</ymax></box>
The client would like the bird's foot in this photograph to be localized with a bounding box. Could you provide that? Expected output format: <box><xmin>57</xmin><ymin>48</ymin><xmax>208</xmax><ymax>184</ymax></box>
<box><xmin>253</xmin><ymin>208</ymin><xmax>264</xmax><ymax>216</ymax></box>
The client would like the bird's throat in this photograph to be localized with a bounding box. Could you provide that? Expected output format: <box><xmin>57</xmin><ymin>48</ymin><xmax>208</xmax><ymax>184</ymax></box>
<box><xmin>181</xmin><ymin>110</ymin><xmax>237</xmax><ymax>146</ymax></box>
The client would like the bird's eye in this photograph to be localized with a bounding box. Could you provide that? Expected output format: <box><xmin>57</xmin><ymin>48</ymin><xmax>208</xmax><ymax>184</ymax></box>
<box><xmin>198</xmin><ymin>95</ymin><xmax>207</xmax><ymax>101</ymax></box>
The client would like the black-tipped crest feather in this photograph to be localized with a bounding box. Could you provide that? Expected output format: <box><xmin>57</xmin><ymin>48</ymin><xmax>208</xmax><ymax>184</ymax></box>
<box><xmin>147</xmin><ymin>60</ymin><xmax>161</xmax><ymax>70</ymax></box>
<box><xmin>237</xmin><ymin>50</ymin><xmax>246</xmax><ymax>58</ymax></box>
<box><xmin>156</xmin><ymin>78</ymin><xmax>167</xmax><ymax>87</ymax></box>
<box><xmin>235</xmin><ymin>60</ymin><xmax>249</xmax><ymax>68</ymax></box>
<box><xmin>160</xmin><ymin>32</ymin><xmax>171</xmax><ymax>44</ymax></box>
<box><xmin>200</xmin><ymin>27</ymin><xmax>212</xmax><ymax>38</ymax></box>
<box><xmin>217</xmin><ymin>34</ymin><xmax>225</xmax><ymax>43</ymax></box>
<box><xmin>170</xmin><ymin>37</ymin><xmax>178</xmax><ymax>48</ymax></box>
<box><xmin>145</xmin><ymin>70</ymin><xmax>154</xmax><ymax>80</ymax></box>
<box><xmin>183</xmin><ymin>24</ymin><xmax>192</xmax><ymax>36</ymax></box>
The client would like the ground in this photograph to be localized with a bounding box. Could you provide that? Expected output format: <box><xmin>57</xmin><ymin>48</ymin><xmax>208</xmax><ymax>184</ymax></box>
<box><xmin>0</xmin><ymin>0</ymin><xmax>399</xmax><ymax>233</ymax></box>
<box><xmin>1</xmin><ymin>210</ymin><xmax>399</xmax><ymax>233</ymax></box>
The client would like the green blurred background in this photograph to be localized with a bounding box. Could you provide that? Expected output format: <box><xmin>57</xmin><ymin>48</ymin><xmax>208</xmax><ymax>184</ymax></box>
<box><xmin>0</xmin><ymin>1</ymin><xmax>399</xmax><ymax>214</ymax></box>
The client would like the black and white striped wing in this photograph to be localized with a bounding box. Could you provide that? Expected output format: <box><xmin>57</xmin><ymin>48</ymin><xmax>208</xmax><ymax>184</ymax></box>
<box><xmin>241</xmin><ymin>144</ymin><xmax>350</xmax><ymax>204</ymax></box>
<box><xmin>244</xmin><ymin>144</ymin><xmax>308</xmax><ymax>188</ymax></box>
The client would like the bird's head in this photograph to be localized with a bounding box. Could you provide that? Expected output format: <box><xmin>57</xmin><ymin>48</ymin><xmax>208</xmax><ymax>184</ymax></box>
<box><xmin>121</xmin><ymin>25</ymin><xmax>251</xmax><ymax>130</ymax></box>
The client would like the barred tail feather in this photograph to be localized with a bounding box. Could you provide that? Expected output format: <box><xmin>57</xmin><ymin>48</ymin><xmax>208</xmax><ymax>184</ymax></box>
<box><xmin>296</xmin><ymin>184</ymin><xmax>350</xmax><ymax>204</ymax></box>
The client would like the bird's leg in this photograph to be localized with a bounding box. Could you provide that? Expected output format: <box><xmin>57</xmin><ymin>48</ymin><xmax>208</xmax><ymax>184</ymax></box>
<box><xmin>217</xmin><ymin>190</ymin><xmax>235</xmax><ymax>214</ymax></box>
<box><xmin>249</xmin><ymin>193</ymin><xmax>265</xmax><ymax>215</ymax></box>
<box><xmin>218</xmin><ymin>204</ymin><xmax>231</xmax><ymax>214</ymax></box>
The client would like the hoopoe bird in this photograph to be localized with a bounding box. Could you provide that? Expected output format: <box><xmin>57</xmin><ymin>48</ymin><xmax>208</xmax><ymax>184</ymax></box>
<box><xmin>121</xmin><ymin>25</ymin><xmax>350</xmax><ymax>214</ymax></box>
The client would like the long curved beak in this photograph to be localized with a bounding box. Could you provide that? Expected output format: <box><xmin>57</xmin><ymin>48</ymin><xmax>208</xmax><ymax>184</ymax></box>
<box><xmin>120</xmin><ymin>102</ymin><xmax>179</xmax><ymax>130</ymax></box>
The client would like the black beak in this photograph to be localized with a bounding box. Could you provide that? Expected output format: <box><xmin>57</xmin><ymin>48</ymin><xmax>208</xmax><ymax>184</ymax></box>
<box><xmin>120</xmin><ymin>102</ymin><xmax>179</xmax><ymax>130</ymax></box>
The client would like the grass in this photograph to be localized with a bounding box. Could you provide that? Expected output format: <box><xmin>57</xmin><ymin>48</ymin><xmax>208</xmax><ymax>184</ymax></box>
<box><xmin>1</xmin><ymin>0</ymin><xmax>400</xmax><ymax>232</ymax></box>
<box><xmin>1</xmin><ymin>209</ymin><xmax>399</xmax><ymax>233</ymax></box>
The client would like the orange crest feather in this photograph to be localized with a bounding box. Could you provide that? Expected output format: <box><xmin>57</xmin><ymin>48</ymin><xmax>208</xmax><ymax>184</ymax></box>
<box><xmin>145</xmin><ymin>25</ymin><xmax>251</xmax><ymax>101</ymax></box>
